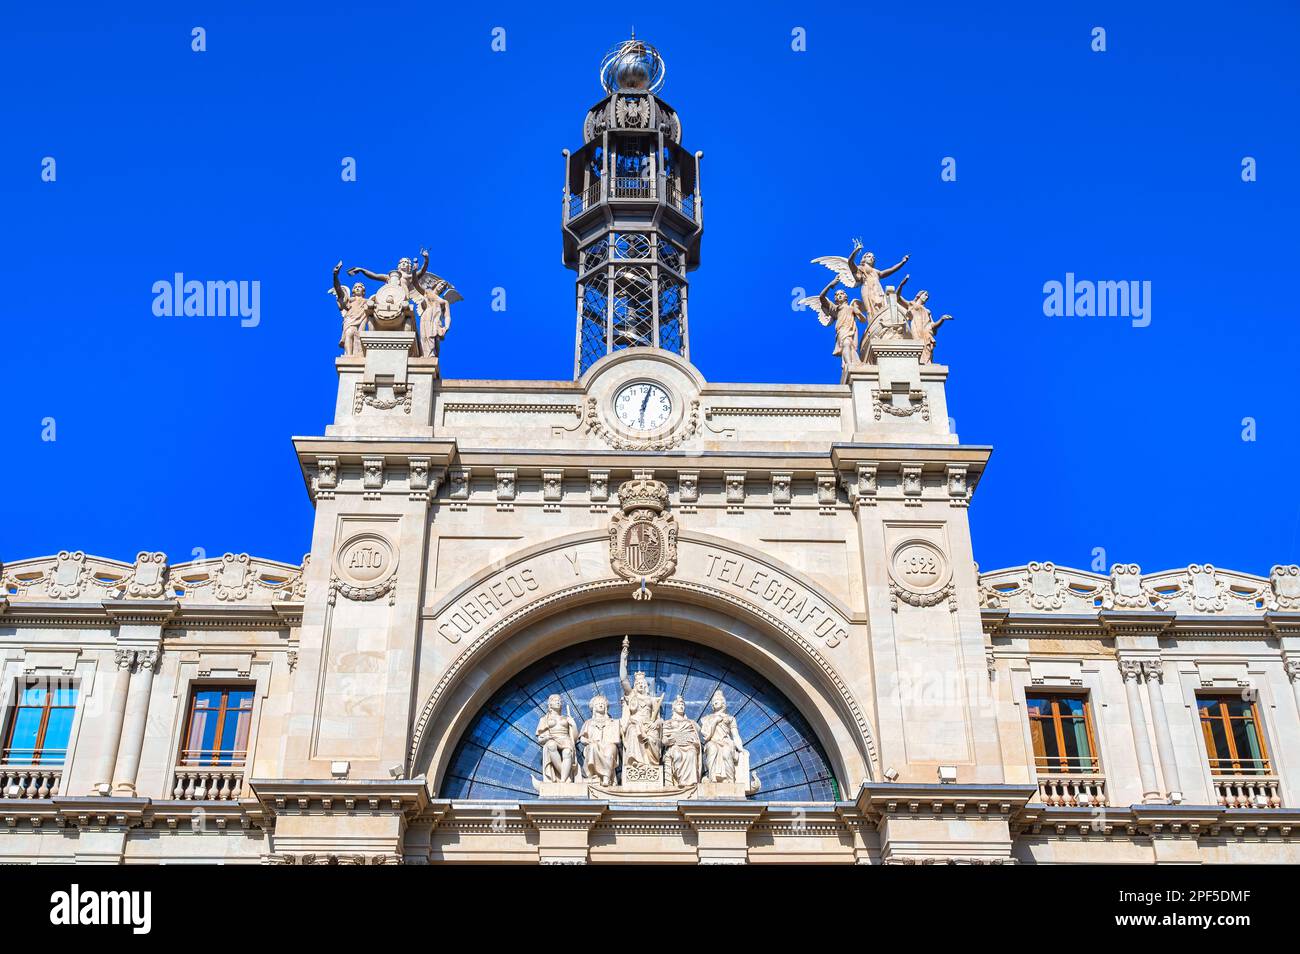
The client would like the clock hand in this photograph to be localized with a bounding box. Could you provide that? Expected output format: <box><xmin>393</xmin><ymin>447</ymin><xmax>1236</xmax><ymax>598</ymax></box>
<box><xmin>638</xmin><ymin>388</ymin><xmax>651</xmax><ymax>427</ymax></box>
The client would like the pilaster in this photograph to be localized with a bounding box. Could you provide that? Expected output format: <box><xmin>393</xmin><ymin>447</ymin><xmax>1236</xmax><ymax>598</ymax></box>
<box><xmin>282</xmin><ymin>332</ymin><xmax>457</xmax><ymax>780</ymax></box>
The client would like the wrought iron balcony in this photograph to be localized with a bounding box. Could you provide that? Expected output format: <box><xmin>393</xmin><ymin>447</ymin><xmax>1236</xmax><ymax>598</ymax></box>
<box><xmin>565</xmin><ymin>178</ymin><xmax>697</xmax><ymax>222</ymax></box>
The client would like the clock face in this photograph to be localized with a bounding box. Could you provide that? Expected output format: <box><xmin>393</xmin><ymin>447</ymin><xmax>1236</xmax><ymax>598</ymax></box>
<box><xmin>614</xmin><ymin>382</ymin><xmax>673</xmax><ymax>432</ymax></box>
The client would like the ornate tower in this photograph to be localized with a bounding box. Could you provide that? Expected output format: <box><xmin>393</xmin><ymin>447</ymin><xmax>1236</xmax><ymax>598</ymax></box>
<box><xmin>562</xmin><ymin>36</ymin><xmax>703</xmax><ymax>378</ymax></box>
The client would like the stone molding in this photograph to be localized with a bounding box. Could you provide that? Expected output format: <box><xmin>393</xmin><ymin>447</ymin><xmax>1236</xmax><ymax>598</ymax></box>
<box><xmin>978</xmin><ymin>562</ymin><xmax>1294</xmax><ymax>620</ymax></box>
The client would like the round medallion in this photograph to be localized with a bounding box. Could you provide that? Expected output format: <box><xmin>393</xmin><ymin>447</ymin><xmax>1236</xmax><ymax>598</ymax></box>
<box><xmin>889</xmin><ymin>540</ymin><xmax>951</xmax><ymax>595</ymax></box>
<box><xmin>335</xmin><ymin>532</ymin><xmax>397</xmax><ymax>588</ymax></box>
<box><xmin>613</xmin><ymin>382</ymin><xmax>672</xmax><ymax>432</ymax></box>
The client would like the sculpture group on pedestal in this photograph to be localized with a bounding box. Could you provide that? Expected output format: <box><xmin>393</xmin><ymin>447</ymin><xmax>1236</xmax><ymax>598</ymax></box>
<box><xmin>329</xmin><ymin>249</ymin><xmax>462</xmax><ymax>361</ymax></box>
<box><xmin>534</xmin><ymin>636</ymin><xmax>759</xmax><ymax>798</ymax></box>
<box><xmin>801</xmin><ymin>239</ymin><xmax>954</xmax><ymax>370</ymax></box>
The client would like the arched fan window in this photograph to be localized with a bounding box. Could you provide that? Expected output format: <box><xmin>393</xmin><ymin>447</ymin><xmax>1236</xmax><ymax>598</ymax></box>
<box><xmin>441</xmin><ymin>635</ymin><xmax>840</xmax><ymax>802</ymax></box>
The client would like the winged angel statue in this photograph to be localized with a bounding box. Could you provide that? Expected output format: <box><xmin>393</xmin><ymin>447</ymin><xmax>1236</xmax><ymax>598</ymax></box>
<box><xmin>329</xmin><ymin>248</ymin><xmax>463</xmax><ymax>362</ymax></box>
<box><xmin>797</xmin><ymin>281</ymin><xmax>869</xmax><ymax>375</ymax></box>
<box><xmin>813</xmin><ymin>239</ymin><xmax>909</xmax><ymax>328</ymax></box>
<box><xmin>801</xmin><ymin>239</ymin><xmax>928</xmax><ymax>370</ymax></box>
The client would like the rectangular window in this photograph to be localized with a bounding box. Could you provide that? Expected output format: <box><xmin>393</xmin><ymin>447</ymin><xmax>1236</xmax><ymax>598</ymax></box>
<box><xmin>180</xmin><ymin>686</ymin><xmax>254</xmax><ymax>767</ymax></box>
<box><xmin>3</xmin><ymin>678</ymin><xmax>78</xmax><ymax>765</ymax></box>
<box><xmin>1026</xmin><ymin>692</ymin><xmax>1098</xmax><ymax>773</ymax></box>
<box><xmin>1198</xmin><ymin>695</ymin><xmax>1270</xmax><ymax>775</ymax></box>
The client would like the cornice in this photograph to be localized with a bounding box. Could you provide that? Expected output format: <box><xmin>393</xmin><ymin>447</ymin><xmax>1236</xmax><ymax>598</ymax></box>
<box><xmin>1016</xmin><ymin>803</ymin><xmax>1300</xmax><ymax>839</ymax></box>
<box><xmin>983</xmin><ymin>609</ymin><xmax>1282</xmax><ymax>642</ymax></box>
<box><xmin>831</xmin><ymin>442</ymin><xmax>993</xmax><ymax>472</ymax></box>
<box><xmin>101</xmin><ymin>599</ymin><xmax>180</xmax><ymax>625</ymax></box>
<box><xmin>853</xmin><ymin>782</ymin><xmax>1038</xmax><ymax>821</ymax></box>
<box><xmin>247</xmin><ymin>778</ymin><xmax>430</xmax><ymax>818</ymax></box>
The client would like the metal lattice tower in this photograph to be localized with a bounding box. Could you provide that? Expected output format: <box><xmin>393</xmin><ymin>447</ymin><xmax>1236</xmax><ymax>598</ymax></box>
<box><xmin>562</xmin><ymin>37</ymin><xmax>703</xmax><ymax>378</ymax></box>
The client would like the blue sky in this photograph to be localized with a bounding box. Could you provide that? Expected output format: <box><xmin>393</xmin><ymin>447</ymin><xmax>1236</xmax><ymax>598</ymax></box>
<box><xmin>2</xmin><ymin>1</ymin><xmax>1297</xmax><ymax>575</ymax></box>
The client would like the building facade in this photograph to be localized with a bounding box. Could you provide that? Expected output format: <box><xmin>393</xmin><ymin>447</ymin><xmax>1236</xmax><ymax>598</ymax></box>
<box><xmin>3</xmin><ymin>39</ymin><xmax>1300</xmax><ymax>865</ymax></box>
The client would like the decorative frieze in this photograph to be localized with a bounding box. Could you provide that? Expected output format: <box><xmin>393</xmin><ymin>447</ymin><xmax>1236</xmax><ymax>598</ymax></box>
<box><xmin>543</xmin><ymin>470</ymin><xmax>564</xmax><ymax>512</ymax></box>
<box><xmin>871</xmin><ymin>387</ymin><xmax>930</xmax><ymax>422</ymax></box>
<box><xmin>46</xmin><ymin>551</ymin><xmax>90</xmax><ymax>600</ymax></box>
<box><xmin>314</xmin><ymin>456</ymin><xmax>338</xmax><ymax>500</ymax></box>
<box><xmin>495</xmin><ymin>468</ymin><xmax>517</xmax><ymax>511</ymax></box>
<box><xmin>125</xmin><ymin>552</ymin><xmax>169</xmax><ymax>599</ymax></box>
<box><xmin>676</xmin><ymin>471</ymin><xmax>698</xmax><ymax>513</ymax></box>
<box><xmin>901</xmin><ymin>464</ymin><xmax>923</xmax><ymax>505</ymax></box>
<box><xmin>852</xmin><ymin>463</ymin><xmax>877</xmax><ymax>510</ymax></box>
<box><xmin>362</xmin><ymin>457</ymin><xmax>385</xmax><ymax>499</ymax></box>
<box><xmin>1271</xmin><ymin>565</ymin><xmax>1300</xmax><ymax>611</ymax></box>
<box><xmin>408</xmin><ymin>457</ymin><xmax>431</xmax><ymax>502</ymax></box>
<box><xmin>724</xmin><ymin>473</ymin><xmax>745</xmax><ymax>513</ymax></box>
<box><xmin>587</xmin><ymin>468</ymin><xmax>610</xmax><ymax>509</ymax></box>
<box><xmin>946</xmin><ymin>464</ymin><xmax>969</xmax><ymax>507</ymax></box>
<box><xmin>771</xmin><ymin>472</ymin><xmax>792</xmax><ymax>515</ymax></box>
<box><xmin>449</xmin><ymin>467</ymin><xmax>471</xmax><ymax>511</ymax></box>
<box><xmin>816</xmin><ymin>472</ymin><xmax>837</xmax><ymax>513</ymax></box>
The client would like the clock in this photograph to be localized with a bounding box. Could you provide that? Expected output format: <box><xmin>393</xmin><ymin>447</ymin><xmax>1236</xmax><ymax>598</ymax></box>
<box><xmin>613</xmin><ymin>382</ymin><xmax>672</xmax><ymax>432</ymax></box>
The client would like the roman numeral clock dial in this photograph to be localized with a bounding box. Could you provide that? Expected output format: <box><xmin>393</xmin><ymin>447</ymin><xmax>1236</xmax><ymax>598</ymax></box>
<box><xmin>613</xmin><ymin>382</ymin><xmax>672</xmax><ymax>432</ymax></box>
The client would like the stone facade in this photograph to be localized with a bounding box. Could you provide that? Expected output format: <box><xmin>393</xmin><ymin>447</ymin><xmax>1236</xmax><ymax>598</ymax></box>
<box><xmin>3</xmin><ymin>332</ymin><xmax>1297</xmax><ymax>864</ymax></box>
<box><xmin>2</xmin><ymin>37</ymin><xmax>1297</xmax><ymax>865</ymax></box>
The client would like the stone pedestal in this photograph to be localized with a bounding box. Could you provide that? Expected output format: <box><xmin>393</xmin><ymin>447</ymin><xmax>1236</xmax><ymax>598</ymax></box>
<box><xmin>325</xmin><ymin>330</ymin><xmax>439</xmax><ymax>439</ymax></box>
<box><xmin>251</xmin><ymin>779</ymin><xmax>427</xmax><ymax>864</ymax></box>
<box><xmin>857</xmin><ymin>782</ymin><xmax>1036</xmax><ymax>865</ymax></box>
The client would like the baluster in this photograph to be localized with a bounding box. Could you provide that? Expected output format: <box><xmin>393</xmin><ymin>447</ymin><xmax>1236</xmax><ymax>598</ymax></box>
<box><xmin>24</xmin><ymin>773</ymin><xmax>37</xmax><ymax>799</ymax></box>
<box><xmin>36</xmin><ymin>773</ymin><xmax>49</xmax><ymax>799</ymax></box>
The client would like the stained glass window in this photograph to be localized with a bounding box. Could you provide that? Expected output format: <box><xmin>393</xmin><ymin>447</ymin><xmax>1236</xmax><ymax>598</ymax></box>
<box><xmin>441</xmin><ymin>635</ymin><xmax>840</xmax><ymax>802</ymax></box>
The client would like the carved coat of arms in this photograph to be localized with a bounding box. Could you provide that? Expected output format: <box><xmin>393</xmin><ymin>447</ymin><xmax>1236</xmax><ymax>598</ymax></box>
<box><xmin>609</xmin><ymin>478</ymin><xmax>677</xmax><ymax>600</ymax></box>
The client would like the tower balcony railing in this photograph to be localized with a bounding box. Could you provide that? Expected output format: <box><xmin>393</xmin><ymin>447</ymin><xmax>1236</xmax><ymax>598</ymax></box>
<box><xmin>566</xmin><ymin>178</ymin><xmax>697</xmax><ymax>223</ymax></box>
<box><xmin>665</xmin><ymin>181</ymin><xmax>696</xmax><ymax>220</ymax></box>
<box><xmin>611</xmin><ymin>176</ymin><xmax>654</xmax><ymax>199</ymax></box>
<box><xmin>568</xmin><ymin>181</ymin><xmax>602</xmax><ymax>219</ymax></box>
